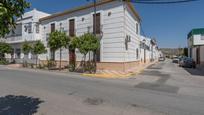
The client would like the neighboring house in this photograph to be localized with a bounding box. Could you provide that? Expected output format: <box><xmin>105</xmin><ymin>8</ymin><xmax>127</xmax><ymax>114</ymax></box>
<box><xmin>4</xmin><ymin>9</ymin><xmax>50</xmax><ymax>62</ymax></box>
<box><xmin>3</xmin><ymin>0</ymin><xmax>160</xmax><ymax>72</ymax></box>
<box><xmin>187</xmin><ymin>28</ymin><xmax>204</xmax><ymax>66</ymax></box>
<box><xmin>140</xmin><ymin>36</ymin><xmax>160</xmax><ymax>63</ymax></box>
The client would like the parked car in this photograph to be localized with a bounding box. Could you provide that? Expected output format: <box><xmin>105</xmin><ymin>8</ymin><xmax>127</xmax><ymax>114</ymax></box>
<box><xmin>159</xmin><ymin>57</ymin><xmax>165</xmax><ymax>61</ymax></box>
<box><xmin>179</xmin><ymin>57</ymin><xmax>187</xmax><ymax>67</ymax></box>
<box><xmin>172</xmin><ymin>57</ymin><xmax>179</xmax><ymax>63</ymax></box>
<box><xmin>182</xmin><ymin>57</ymin><xmax>196</xmax><ymax>68</ymax></box>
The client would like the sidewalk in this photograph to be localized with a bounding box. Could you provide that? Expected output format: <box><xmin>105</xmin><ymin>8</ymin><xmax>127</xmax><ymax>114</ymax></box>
<box><xmin>184</xmin><ymin>65</ymin><xmax>204</xmax><ymax>76</ymax></box>
<box><xmin>83</xmin><ymin>61</ymin><xmax>157</xmax><ymax>79</ymax></box>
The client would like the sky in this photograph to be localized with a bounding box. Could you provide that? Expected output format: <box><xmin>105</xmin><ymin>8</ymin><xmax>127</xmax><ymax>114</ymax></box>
<box><xmin>26</xmin><ymin>0</ymin><xmax>204</xmax><ymax>48</ymax></box>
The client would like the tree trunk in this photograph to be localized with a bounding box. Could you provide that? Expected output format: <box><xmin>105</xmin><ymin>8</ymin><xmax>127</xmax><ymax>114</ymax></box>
<box><xmin>94</xmin><ymin>50</ymin><xmax>97</xmax><ymax>73</ymax></box>
<box><xmin>83</xmin><ymin>54</ymin><xmax>86</xmax><ymax>72</ymax></box>
<box><xmin>59</xmin><ymin>48</ymin><xmax>62</xmax><ymax>71</ymax></box>
<box><xmin>36</xmin><ymin>55</ymin><xmax>38</xmax><ymax>69</ymax></box>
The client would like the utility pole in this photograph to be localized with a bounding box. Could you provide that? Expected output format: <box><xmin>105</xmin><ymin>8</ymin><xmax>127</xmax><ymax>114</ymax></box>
<box><xmin>86</xmin><ymin>0</ymin><xmax>96</xmax><ymax>35</ymax></box>
<box><xmin>94</xmin><ymin>0</ymin><xmax>96</xmax><ymax>36</ymax></box>
<box><xmin>87</xmin><ymin>0</ymin><xmax>97</xmax><ymax>70</ymax></box>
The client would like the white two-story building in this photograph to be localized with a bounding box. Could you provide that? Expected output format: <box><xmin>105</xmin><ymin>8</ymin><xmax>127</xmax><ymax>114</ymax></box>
<box><xmin>38</xmin><ymin>0</ymin><xmax>141</xmax><ymax>72</ymax></box>
<box><xmin>5</xmin><ymin>9</ymin><xmax>50</xmax><ymax>61</ymax></box>
<box><xmin>188</xmin><ymin>28</ymin><xmax>204</xmax><ymax>67</ymax></box>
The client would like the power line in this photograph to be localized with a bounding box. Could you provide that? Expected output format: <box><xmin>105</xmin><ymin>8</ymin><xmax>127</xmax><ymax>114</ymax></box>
<box><xmin>121</xmin><ymin>0</ymin><xmax>199</xmax><ymax>4</ymax></box>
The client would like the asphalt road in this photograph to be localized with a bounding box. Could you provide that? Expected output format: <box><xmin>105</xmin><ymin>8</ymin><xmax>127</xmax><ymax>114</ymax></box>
<box><xmin>0</xmin><ymin>60</ymin><xmax>204</xmax><ymax>115</ymax></box>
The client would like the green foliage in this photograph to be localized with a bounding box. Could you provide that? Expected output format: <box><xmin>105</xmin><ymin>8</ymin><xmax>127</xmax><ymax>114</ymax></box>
<box><xmin>183</xmin><ymin>47</ymin><xmax>188</xmax><ymax>57</ymax></box>
<box><xmin>0</xmin><ymin>58</ymin><xmax>8</xmax><ymax>65</ymax></box>
<box><xmin>0</xmin><ymin>0</ymin><xmax>30</xmax><ymax>37</ymax></box>
<box><xmin>22</xmin><ymin>41</ymin><xmax>32</xmax><ymax>55</ymax></box>
<box><xmin>73</xmin><ymin>33</ymin><xmax>100</xmax><ymax>73</ymax></box>
<box><xmin>33</xmin><ymin>41</ymin><xmax>47</xmax><ymax>55</ymax></box>
<box><xmin>48</xmin><ymin>30</ymin><xmax>70</xmax><ymax>51</ymax></box>
<box><xmin>68</xmin><ymin>63</ymin><xmax>75</xmax><ymax>72</ymax></box>
<box><xmin>76</xmin><ymin>33</ymin><xmax>100</xmax><ymax>55</ymax></box>
<box><xmin>69</xmin><ymin>36</ymin><xmax>79</xmax><ymax>50</ymax></box>
<box><xmin>0</xmin><ymin>42</ymin><xmax>12</xmax><ymax>59</ymax></box>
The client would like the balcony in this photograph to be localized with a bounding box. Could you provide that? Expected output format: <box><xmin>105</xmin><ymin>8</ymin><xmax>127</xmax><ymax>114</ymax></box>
<box><xmin>87</xmin><ymin>25</ymin><xmax>103</xmax><ymax>38</ymax></box>
<box><xmin>5</xmin><ymin>34</ymin><xmax>23</xmax><ymax>44</ymax></box>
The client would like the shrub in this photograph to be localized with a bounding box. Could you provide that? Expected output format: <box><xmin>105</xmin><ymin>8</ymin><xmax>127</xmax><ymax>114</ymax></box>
<box><xmin>22</xmin><ymin>61</ymin><xmax>28</xmax><ymax>67</ymax></box>
<box><xmin>0</xmin><ymin>59</ymin><xmax>8</xmax><ymax>65</ymax></box>
<box><xmin>68</xmin><ymin>64</ymin><xmax>75</xmax><ymax>72</ymax></box>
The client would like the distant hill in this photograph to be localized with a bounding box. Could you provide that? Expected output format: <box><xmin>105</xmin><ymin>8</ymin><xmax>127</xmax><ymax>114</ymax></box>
<box><xmin>159</xmin><ymin>48</ymin><xmax>183</xmax><ymax>56</ymax></box>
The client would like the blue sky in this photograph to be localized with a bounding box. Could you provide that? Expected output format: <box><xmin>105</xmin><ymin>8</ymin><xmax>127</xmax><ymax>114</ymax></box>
<box><xmin>27</xmin><ymin>0</ymin><xmax>204</xmax><ymax>48</ymax></box>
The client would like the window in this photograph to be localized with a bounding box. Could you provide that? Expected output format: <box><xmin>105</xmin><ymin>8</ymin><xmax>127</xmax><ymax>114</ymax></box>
<box><xmin>46</xmin><ymin>33</ymin><xmax>49</xmax><ymax>42</ymax></box>
<box><xmin>51</xmin><ymin>23</ymin><xmax>55</xmax><ymax>33</ymax></box>
<box><xmin>201</xmin><ymin>35</ymin><xmax>204</xmax><ymax>40</ymax></box>
<box><xmin>136</xmin><ymin>23</ymin><xmax>139</xmax><ymax>34</ymax></box>
<box><xmin>69</xmin><ymin>19</ymin><xmax>75</xmax><ymax>37</ymax></box>
<box><xmin>27</xmin><ymin>23</ymin><xmax>32</xmax><ymax>33</ymax></box>
<box><xmin>93</xmin><ymin>13</ymin><xmax>101</xmax><ymax>34</ymax></box>
<box><xmin>36</xmin><ymin>24</ymin><xmax>39</xmax><ymax>33</ymax></box>
<box><xmin>50</xmin><ymin>50</ymin><xmax>55</xmax><ymax>60</ymax></box>
<box><xmin>136</xmin><ymin>48</ymin><xmax>139</xmax><ymax>59</ymax></box>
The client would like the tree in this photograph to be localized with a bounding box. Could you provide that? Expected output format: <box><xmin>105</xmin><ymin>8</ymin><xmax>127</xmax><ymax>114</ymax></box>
<box><xmin>33</xmin><ymin>41</ymin><xmax>46</xmax><ymax>67</ymax></box>
<box><xmin>0</xmin><ymin>0</ymin><xmax>30</xmax><ymax>37</ymax></box>
<box><xmin>48</xmin><ymin>30</ymin><xmax>70</xmax><ymax>70</ymax></box>
<box><xmin>75</xmin><ymin>33</ymin><xmax>100</xmax><ymax>72</ymax></box>
<box><xmin>183</xmin><ymin>47</ymin><xmax>188</xmax><ymax>57</ymax></box>
<box><xmin>0</xmin><ymin>42</ymin><xmax>12</xmax><ymax>60</ymax></box>
<box><xmin>22</xmin><ymin>41</ymin><xmax>32</xmax><ymax>67</ymax></box>
<box><xmin>68</xmin><ymin>37</ymin><xmax>79</xmax><ymax>71</ymax></box>
<box><xmin>22</xmin><ymin>41</ymin><xmax>32</xmax><ymax>58</ymax></box>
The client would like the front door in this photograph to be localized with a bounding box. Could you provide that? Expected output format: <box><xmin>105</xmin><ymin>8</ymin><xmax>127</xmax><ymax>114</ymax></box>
<box><xmin>69</xmin><ymin>19</ymin><xmax>76</xmax><ymax>65</ymax></box>
<box><xmin>93</xmin><ymin>13</ymin><xmax>101</xmax><ymax>62</ymax></box>
<box><xmin>69</xmin><ymin>49</ymin><xmax>76</xmax><ymax>65</ymax></box>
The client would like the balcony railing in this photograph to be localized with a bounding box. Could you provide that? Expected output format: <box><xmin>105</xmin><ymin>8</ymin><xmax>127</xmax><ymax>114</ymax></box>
<box><xmin>5</xmin><ymin>34</ymin><xmax>23</xmax><ymax>43</ymax></box>
<box><xmin>86</xmin><ymin>25</ymin><xmax>103</xmax><ymax>40</ymax></box>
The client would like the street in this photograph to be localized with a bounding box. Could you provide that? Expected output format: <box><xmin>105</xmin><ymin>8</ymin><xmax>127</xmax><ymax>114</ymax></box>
<box><xmin>0</xmin><ymin>60</ymin><xmax>204</xmax><ymax>115</ymax></box>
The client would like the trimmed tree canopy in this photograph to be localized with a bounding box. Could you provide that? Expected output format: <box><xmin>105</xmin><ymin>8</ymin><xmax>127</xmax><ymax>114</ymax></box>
<box><xmin>22</xmin><ymin>41</ymin><xmax>32</xmax><ymax>55</ymax></box>
<box><xmin>0</xmin><ymin>0</ymin><xmax>30</xmax><ymax>37</ymax></box>
<box><xmin>33</xmin><ymin>41</ymin><xmax>46</xmax><ymax>55</ymax></box>
<box><xmin>48</xmin><ymin>30</ymin><xmax>70</xmax><ymax>51</ymax></box>
<box><xmin>0</xmin><ymin>42</ymin><xmax>12</xmax><ymax>54</ymax></box>
<box><xmin>76</xmin><ymin>33</ymin><xmax>100</xmax><ymax>55</ymax></box>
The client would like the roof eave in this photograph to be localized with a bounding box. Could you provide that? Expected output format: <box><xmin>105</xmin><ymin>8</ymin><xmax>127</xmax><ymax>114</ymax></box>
<box><xmin>39</xmin><ymin>0</ymin><xmax>141</xmax><ymax>22</ymax></box>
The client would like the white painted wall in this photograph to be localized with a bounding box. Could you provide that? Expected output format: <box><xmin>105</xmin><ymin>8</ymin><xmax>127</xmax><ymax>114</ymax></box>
<box><xmin>124</xmin><ymin>3</ymin><xmax>140</xmax><ymax>62</ymax></box>
<box><xmin>188</xmin><ymin>34</ymin><xmax>204</xmax><ymax>47</ymax></box>
<box><xmin>200</xmin><ymin>46</ymin><xmax>204</xmax><ymax>63</ymax></box>
<box><xmin>193</xmin><ymin>35</ymin><xmax>204</xmax><ymax>46</ymax></box>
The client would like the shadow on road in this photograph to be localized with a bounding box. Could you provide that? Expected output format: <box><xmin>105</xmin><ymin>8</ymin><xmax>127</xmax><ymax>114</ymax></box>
<box><xmin>184</xmin><ymin>68</ymin><xmax>204</xmax><ymax>76</ymax></box>
<box><xmin>0</xmin><ymin>95</ymin><xmax>44</xmax><ymax>115</ymax></box>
